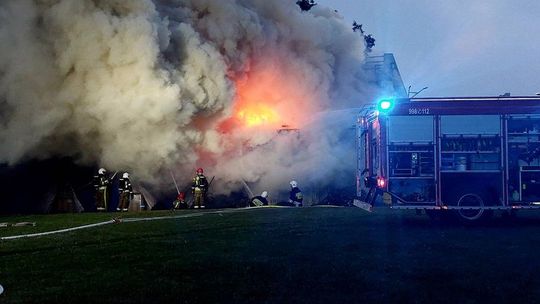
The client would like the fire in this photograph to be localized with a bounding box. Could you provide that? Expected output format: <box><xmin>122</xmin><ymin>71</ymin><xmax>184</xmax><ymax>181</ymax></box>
<box><xmin>231</xmin><ymin>68</ymin><xmax>293</xmax><ymax>129</ymax></box>
<box><xmin>236</xmin><ymin>103</ymin><xmax>279</xmax><ymax>127</ymax></box>
<box><xmin>223</xmin><ymin>53</ymin><xmax>319</xmax><ymax>131</ymax></box>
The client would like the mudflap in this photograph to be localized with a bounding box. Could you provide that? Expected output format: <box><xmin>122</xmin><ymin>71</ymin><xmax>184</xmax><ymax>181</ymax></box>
<box><xmin>382</xmin><ymin>192</ymin><xmax>392</xmax><ymax>205</ymax></box>
<box><xmin>354</xmin><ymin>187</ymin><xmax>381</xmax><ymax>212</ymax></box>
<box><xmin>353</xmin><ymin>199</ymin><xmax>373</xmax><ymax>212</ymax></box>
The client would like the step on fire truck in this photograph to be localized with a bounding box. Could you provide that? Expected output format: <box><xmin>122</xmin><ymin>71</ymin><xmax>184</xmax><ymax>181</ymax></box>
<box><xmin>356</xmin><ymin>96</ymin><xmax>540</xmax><ymax>221</ymax></box>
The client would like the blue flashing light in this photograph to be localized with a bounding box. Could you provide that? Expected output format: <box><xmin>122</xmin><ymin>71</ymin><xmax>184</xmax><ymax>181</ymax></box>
<box><xmin>380</xmin><ymin>100</ymin><xmax>392</xmax><ymax>110</ymax></box>
<box><xmin>377</xmin><ymin>98</ymin><xmax>395</xmax><ymax>113</ymax></box>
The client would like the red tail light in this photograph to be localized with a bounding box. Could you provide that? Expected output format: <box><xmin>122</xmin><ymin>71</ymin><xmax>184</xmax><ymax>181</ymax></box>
<box><xmin>377</xmin><ymin>177</ymin><xmax>386</xmax><ymax>188</ymax></box>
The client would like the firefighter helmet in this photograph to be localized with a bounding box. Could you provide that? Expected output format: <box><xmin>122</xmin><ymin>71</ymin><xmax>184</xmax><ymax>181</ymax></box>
<box><xmin>261</xmin><ymin>191</ymin><xmax>268</xmax><ymax>198</ymax></box>
<box><xmin>290</xmin><ymin>180</ymin><xmax>298</xmax><ymax>188</ymax></box>
<box><xmin>122</xmin><ymin>172</ymin><xmax>129</xmax><ymax>179</ymax></box>
<box><xmin>98</xmin><ymin>168</ymin><xmax>106</xmax><ymax>175</ymax></box>
<box><xmin>196</xmin><ymin>168</ymin><xmax>204</xmax><ymax>174</ymax></box>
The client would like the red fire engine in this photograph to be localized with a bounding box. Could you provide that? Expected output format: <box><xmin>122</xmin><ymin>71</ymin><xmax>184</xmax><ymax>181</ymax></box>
<box><xmin>356</xmin><ymin>96</ymin><xmax>540</xmax><ymax>220</ymax></box>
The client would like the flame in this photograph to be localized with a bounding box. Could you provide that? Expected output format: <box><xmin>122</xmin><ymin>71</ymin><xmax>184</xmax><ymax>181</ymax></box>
<box><xmin>236</xmin><ymin>103</ymin><xmax>279</xmax><ymax>127</ymax></box>
<box><xmin>225</xmin><ymin>53</ymin><xmax>319</xmax><ymax>130</ymax></box>
<box><xmin>232</xmin><ymin>67</ymin><xmax>291</xmax><ymax>129</ymax></box>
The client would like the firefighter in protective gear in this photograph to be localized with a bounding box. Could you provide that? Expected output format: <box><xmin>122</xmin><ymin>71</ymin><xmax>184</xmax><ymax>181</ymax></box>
<box><xmin>173</xmin><ymin>192</ymin><xmax>188</xmax><ymax>210</ymax></box>
<box><xmin>93</xmin><ymin>168</ymin><xmax>110</xmax><ymax>211</ymax></box>
<box><xmin>250</xmin><ymin>191</ymin><xmax>269</xmax><ymax>207</ymax></box>
<box><xmin>117</xmin><ymin>172</ymin><xmax>133</xmax><ymax>211</ymax></box>
<box><xmin>289</xmin><ymin>180</ymin><xmax>303</xmax><ymax>207</ymax></box>
<box><xmin>191</xmin><ymin>168</ymin><xmax>209</xmax><ymax>208</ymax></box>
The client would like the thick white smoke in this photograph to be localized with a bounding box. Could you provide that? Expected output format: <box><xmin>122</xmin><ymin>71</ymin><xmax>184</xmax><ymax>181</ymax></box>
<box><xmin>0</xmin><ymin>0</ymin><xmax>372</xmax><ymax>199</ymax></box>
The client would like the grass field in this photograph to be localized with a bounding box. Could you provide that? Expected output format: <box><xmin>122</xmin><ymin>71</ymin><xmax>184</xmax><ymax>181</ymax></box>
<box><xmin>3</xmin><ymin>207</ymin><xmax>540</xmax><ymax>303</ymax></box>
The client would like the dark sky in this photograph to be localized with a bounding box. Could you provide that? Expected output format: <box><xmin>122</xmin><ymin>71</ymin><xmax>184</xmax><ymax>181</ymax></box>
<box><xmin>317</xmin><ymin>0</ymin><xmax>540</xmax><ymax>97</ymax></box>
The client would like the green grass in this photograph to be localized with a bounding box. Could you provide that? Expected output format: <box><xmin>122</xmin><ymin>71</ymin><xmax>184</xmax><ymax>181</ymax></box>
<box><xmin>2</xmin><ymin>207</ymin><xmax>540</xmax><ymax>303</ymax></box>
<box><xmin>0</xmin><ymin>210</ymin><xmax>202</xmax><ymax>238</ymax></box>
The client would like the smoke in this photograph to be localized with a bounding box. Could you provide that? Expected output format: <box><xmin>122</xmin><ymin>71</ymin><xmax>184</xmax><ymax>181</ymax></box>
<box><xmin>0</xmin><ymin>0</ymin><xmax>372</xmax><ymax>199</ymax></box>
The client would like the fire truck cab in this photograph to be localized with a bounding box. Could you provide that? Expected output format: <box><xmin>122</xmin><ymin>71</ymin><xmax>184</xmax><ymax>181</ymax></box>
<box><xmin>356</xmin><ymin>96</ymin><xmax>540</xmax><ymax>220</ymax></box>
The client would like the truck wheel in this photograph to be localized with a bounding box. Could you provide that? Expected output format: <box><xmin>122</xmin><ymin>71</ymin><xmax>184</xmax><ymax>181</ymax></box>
<box><xmin>457</xmin><ymin>193</ymin><xmax>485</xmax><ymax>221</ymax></box>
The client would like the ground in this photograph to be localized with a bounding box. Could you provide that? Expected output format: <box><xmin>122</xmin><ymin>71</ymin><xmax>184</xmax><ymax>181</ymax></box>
<box><xmin>2</xmin><ymin>207</ymin><xmax>540</xmax><ymax>303</ymax></box>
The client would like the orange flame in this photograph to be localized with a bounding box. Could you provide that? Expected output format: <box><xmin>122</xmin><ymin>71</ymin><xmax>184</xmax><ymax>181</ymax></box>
<box><xmin>225</xmin><ymin>53</ymin><xmax>319</xmax><ymax>131</ymax></box>
<box><xmin>236</xmin><ymin>103</ymin><xmax>279</xmax><ymax>127</ymax></box>
<box><xmin>232</xmin><ymin>68</ymin><xmax>290</xmax><ymax>129</ymax></box>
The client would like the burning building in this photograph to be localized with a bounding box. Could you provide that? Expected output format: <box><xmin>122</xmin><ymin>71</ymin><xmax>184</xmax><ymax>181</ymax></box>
<box><xmin>0</xmin><ymin>0</ymin><xmax>387</xmax><ymax>211</ymax></box>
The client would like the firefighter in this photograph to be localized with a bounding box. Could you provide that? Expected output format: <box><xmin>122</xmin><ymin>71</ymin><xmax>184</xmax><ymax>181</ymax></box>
<box><xmin>362</xmin><ymin>171</ymin><xmax>379</xmax><ymax>206</ymax></box>
<box><xmin>93</xmin><ymin>168</ymin><xmax>110</xmax><ymax>211</ymax></box>
<box><xmin>173</xmin><ymin>192</ymin><xmax>188</xmax><ymax>210</ymax></box>
<box><xmin>289</xmin><ymin>180</ymin><xmax>303</xmax><ymax>207</ymax></box>
<box><xmin>117</xmin><ymin>172</ymin><xmax>132</xmax><ymax>211</ymax></box>
<box><xmin>191</xmin><ymin>168</ymin><xmax>209</xmax><ymax>208</ymax></box>
<box><xmin>250</xmin><ymin>191</ymin><xmax>269</xmax><ymax>207</ymax></box>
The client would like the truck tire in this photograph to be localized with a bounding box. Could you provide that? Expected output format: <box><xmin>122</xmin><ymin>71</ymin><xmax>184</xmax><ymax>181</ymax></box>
<box><xmin>457</xmin><ymin>193</ymin><xmax>485</xmax><ymax>221</ymax></box>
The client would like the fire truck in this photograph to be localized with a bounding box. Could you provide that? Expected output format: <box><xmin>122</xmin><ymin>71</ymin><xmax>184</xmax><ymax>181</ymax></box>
<box><xmin>356</xmin><ymin>96</ymin><xmax>540</xmax><ymax>221</ymax></box>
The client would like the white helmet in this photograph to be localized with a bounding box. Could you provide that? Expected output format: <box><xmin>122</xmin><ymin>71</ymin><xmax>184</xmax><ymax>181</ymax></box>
<box><xmin>122</xmin><ymin>172</ymin><xmax>129</xmax><ymax>179</ymax></box>
<box><xmin>98</xmin><ymin>168</ymin><xmax>106</xmax><ymax>175</ymax></box>
<box><xmin>261</xmin><ymin>191</ymin><xmax>268</xmax><ymax>198</ymax></box>
<box><xmin>290</xmin><ymin>180</ymin><xmax>298</xmax><ymax>188</ymax></box>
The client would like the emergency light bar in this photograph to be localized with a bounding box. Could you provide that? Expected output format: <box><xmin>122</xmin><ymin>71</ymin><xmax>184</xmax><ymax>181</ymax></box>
<box><xmin>376</xmin><ymin>98</ymin><xmax>395</xmax><ymax>113</ymax></box>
